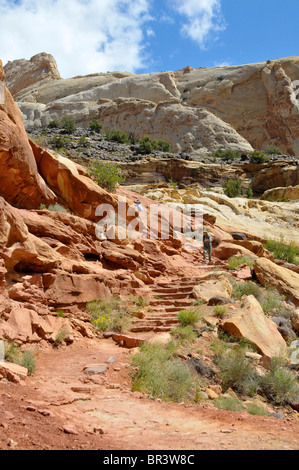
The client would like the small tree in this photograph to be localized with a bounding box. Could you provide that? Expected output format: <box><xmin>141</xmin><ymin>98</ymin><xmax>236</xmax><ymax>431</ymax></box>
<box><xmin>250</xmin><ymin>150</ymin><xmax>270</xmax><ymax>164</ymax></box>
<box><xmin>60</xmin><ymin>116</ymin><xmax>76</xmax><ymax>134</ymax></box>
<box><xmin>89</xmin><ymin>119</ymin><xmax>103</xmax><ymax>133</ymax></box>
<box><xmin>223</xmin><ymin>179</ymin><xmax>242</xmax><ymax>198</ymax></box>
<box><xmin>89</xmin><ymin>159</ymin><xmax>125</xmax><ymax>192</ymax></box>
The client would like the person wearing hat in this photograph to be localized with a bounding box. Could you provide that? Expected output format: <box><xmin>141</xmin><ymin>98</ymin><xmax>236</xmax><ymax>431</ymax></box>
<box><xmin>203</xmin><ymin>228</ymin><xmax>212</xmax><ymax>263</ymax></box>
<box><xmin>135</xmin><ymin>199</ymin><xmax>144</xmax><ymax>212</ymax></box>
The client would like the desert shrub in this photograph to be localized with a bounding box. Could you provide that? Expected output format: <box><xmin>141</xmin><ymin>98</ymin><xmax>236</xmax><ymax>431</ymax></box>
<box><xmin>4</xmin><ymin>342</ymin><xmax>36</xmax><ymax>376</ymax></box>
<box><xmin>258</xmin><ymin>288</ymin><xmax>286</xmax><ymax>316</ymax></box>
<box><xmin>177</xmin><ymin>308</ymin><xmax>201</xmax><ymax>327</ymax></box>
<box><xmin>213</xmin><ymin>148</ymin><xmax>240</xmax><ymax>161</ymax></box>
<box><xmin>88</xmin><ymin>159</ymin><xmax>125</xmax><ymax>192</ymax></box>
<box><xmin>265</xmin><ymin>145</ymin><xmax>282</xmax><ymax>155</ymax></box>
<box><xmin>214</xmin><ymin>396</ymin><xmax>245</xmax><ymax>412</ymax></box>
<box><xmin>223</xmin><ymin>179</ymin><xmax>242</xmax><ymax>198</ymax></box>
<box><xmin>88</xmin><ymin>296</ymin><xmax>132</xmax><ymax>333</ymax></box>
<box><xmin>131</xmin><ymin>343</ymin><xmax>195</xmax><ymax>402</ymax></box>
<box><xmin>264</xmin><ymin>236</ymin><xmax>299</xmax><ymax>265</ymax></box>
<box><xmin>49</xmin><ymin>135</ymin><xmax>70</xmax><ymax>149</ymax></box>
<box><xmin>232</xmin><ymin>281</ymin><xmax>262</xmax><ymax>301</ymax></box>
<box><xmin>105</xmin><ymin>129</ymin><xmax>129</xmax><ymax>144</ymax></box>
<box><xmin>60</xmin><ymin>116</ymin><xmax>76</xmax><ymax>134</ymax></box>
<box><xmin>128</xmin><ymin>296</ymin><xmax>149</xmax><ymax>309</ymax></box>
<box><xmin>217</xmin><ymin>349</ymin><xmax>259</xmax><ymax>395</ymax></box>
<box><xmin>47</xmin><ymin>204</ymin><xmax>69</xmax><ymax>213</ymax></box>
<box><xmin>249</xmin><ymin>150</ymin><xmax>270</xmax><ymax>164</ymax></box>
<box><xmin>89</xmin><ymin>119</ymin><xmax>103</xmax><ymax>133</ymax></box>
<box><xmin>138</xmin><ymin>135</ymin><xmax>171</xmax><ymax>154</ymax></box>
<box><xmin>170</xmin><ymin>325</ymin><xmax>198</xmax><ymax>346</ymax></box>
<box><xmin>259</xmin><ymin>357</ymin><xmax>299</xmax><ymax>405</ymax></box>
<box><xmin>213</xmin><ymin>306</ymin><xmax>227</xmax><ymax>318</ymax></box>
<box><xmin>246</xmin><ymin>402</ymin><xmax>270</xmax><ymax>416</ymax></box>
<box><xmin>79</xmin><ymin>136</ymin><xmax>90</xmax><ymax>148</ymax></box>
<box><xmin>21</xmin><ymin>351</ymin><xmax>37</xmax><ymax>375</ymax></box>
<box><xmin>48</xmin><ymin>120</ymin><xmax>60</xmax><ymax>129</ymax></box>
<box><xmin>227</xmin><ymin>255</ymin><xmax>254</xmax><ymax>270</ymax></box>
<box><xmin>54</xmin><ymin>329</ymin><xmax>69</xmax><ymax>347</ymax></box>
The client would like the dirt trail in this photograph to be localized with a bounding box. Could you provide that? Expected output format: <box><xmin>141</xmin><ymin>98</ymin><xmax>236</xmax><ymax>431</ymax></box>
<box><xmin>1</xmin><ymin>338</ymin><xmax>299</xmax><ymax>450</ymax></box>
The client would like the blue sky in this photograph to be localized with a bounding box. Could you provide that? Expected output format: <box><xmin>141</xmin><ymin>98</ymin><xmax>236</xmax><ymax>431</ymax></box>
<box><xmin>0</xmin><ymin>0</ymin><xmax>298</xmax><ymax>78</ymax></box>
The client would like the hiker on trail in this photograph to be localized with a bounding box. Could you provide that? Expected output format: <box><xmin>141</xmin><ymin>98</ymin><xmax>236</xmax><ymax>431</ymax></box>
<box><xmin>203</xmin><ymin>229</ymin><xmax>212</xmax><ymax>263</ymax></box>
<box><xmin>135</xmin><ymin>199</ymin><xmax>144</xmax><ymax>212</ymax></box>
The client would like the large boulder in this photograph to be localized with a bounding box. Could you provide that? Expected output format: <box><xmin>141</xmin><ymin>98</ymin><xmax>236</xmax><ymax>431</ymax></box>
<box><xmin>192</xmin><ymin>272</ymin><xmax>233</xmax><ymax>303</ymax></box>
<box><xmin>253</xmin><ymin>257</ymin><xmax>299</xmax><ymax>306</ymax></box>
<box><xmin>222</xmin><ymin>295</ymin><xmax>287</xmax><ymax>361</ymax></box>
<box><xmin>0</xmin><ymin>60</ymin><xmax>56</xmax><ymax>209</ymax></box>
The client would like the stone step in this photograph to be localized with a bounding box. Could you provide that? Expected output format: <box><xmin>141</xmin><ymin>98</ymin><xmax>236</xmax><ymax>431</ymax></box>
<box><xmin>152</xmin><ymin>286</ymin><xmax>194</xmax><ymax>295</ymax></box>
<box><xmin>130</xmin><ymin>325</ymin><xmax>174</xmax><ymax>333</ymax></box>
<box><xmin>149</xmin><ymin>299</ymin><xmax>193</xmax><ymax>307</ymax></box>
<box><xmin>152</xmin><ymin>292</ymin><xmax>193</xmax><ymax>300</ymax></box>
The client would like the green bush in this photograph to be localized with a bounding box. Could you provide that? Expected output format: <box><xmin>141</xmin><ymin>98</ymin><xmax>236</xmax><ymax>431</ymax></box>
<box><xmin>131</xmin><ymin>343</ymin><xmax>195</xmax><ymax>402</ymax></box>
<box><xmin>47</xmin><ymin>204</ymin><xmax>69</xmax><ymax>213</ymax></box>
<box><xmin>264</xmin><ymin>236</ymin><xmax>299</xmax><ymax>265</ymax></box>
<box><xmin>170</xmin><ymin>325</ymin><xmax>198</xmax><ymax>346</ymax></box>
<box><xmin>246</xmin><ymin>402</ymin><xmax>270</xmax><ymax>416</ymax></box>
<box><xmin>49</xmin><ymin>135</ymin><xmax>70</xmax><ymax>149</ymax></box>
<box><xmin>227</xmin><ymin>255</ymin><xmax>254</xmax><ymax>270</ymax></box>
<box><xmin>249</xmin><ymin>150</ymin><xmax>270</xmax><ymax>164</ymax></box>
<box><xmin>89</xmin><ymin>119</ymin><xmax>103</xmax><ymax>133</ymax></box>
<box><xmin>177</xmin><ymin>308</ymin><xmax>201</xmax><ymax>327</ymax></box>
<box><xmin>213</xmin><ymin>149</ymin><xmax>240</xmax><ymax>161</ymax></box>
<box><xmin>60</xmin><ymin>116</ymin><xmax>76</xmax><ymax>134</ymax></box>
<box><xmin>223</xmin><ymin>179</ymin><xmax>242</xmax><ymax>198</ymax></box>
<box><xmin>87</xmin><ymin>296</ymin><xmax>132</xmax><ymax>333</ymax></box>
<box><xmin>214</xmin><ymin>396</ymin><xmax>245</xmax><ymax>412</ymax></box>
<box><xmin>79</xmin><ymin>136</ymin><xmax>90</xmax><ymax>148</ymax></box>
<box><xmin>106</xmin><ymin>129</ymin><xmax>129</xmax><ymax>144</ymax></box>
<box><xmin>213</xmin><ymin>306</ymin><xmax>227</xmax><ymax>318</ymax></box>
<box><xmin>259</xmin><ymin>357</ymin><xmax>299</xmax><ymax>405</ymax></box>
<box><xmin>138</xmin><ymin>135</ymin><xmax>171</xmax><ymax>154</ymax></box>
<box><xmin>4</xmin><ymin>342</ymin><xmax>36</xmax><ymax>376</ymax></box>
<box><xmin>48</xmin><ymin>120</ymin><xmax>60</xmax><ymax>129</ymax></box>
<box><xmin>232</xmin><ymin>281</ymin><xmax>262</xmax><ymax>301</ymax></box>
<box><xmin>265</xmin><ymin>145</ymin><xmax>282</xmax><ymax>155</ymax></box>
<box><xmin>89</xmin><ymin>159</ymin><xmax>125</xmax><ymax>192</ymax></box>
<box><xmin>217</xmin><ymin>349</ymin><xmax>258</xmax><ymax>395</ymax></box>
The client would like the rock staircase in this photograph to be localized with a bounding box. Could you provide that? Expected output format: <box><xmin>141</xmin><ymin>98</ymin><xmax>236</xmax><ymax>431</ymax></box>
<box><xmin>130</xmin><ymin>276</ymin><xmax>201</xmax><ymax>333</ymax></box>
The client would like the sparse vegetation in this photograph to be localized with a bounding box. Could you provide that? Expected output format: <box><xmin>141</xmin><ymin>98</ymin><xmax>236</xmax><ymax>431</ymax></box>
<box><xmin>213</xmin><ymin>306</ymin><xmax>227</xmax><ymax>318</ymax></box>
<box><xmin>259</xmin><ymin>356</ymin><xmax>299</xmax><ymax>405</ymax></box>
<box><xmin>177</xmin><ymin>308</ymin><xmax>201</xmax><ymax>327</ymax></box>
<box><xmin>264</xmin><ymin>235</ymin><xmax>299</xmax><ymax>265</ymax></box>
<box><xmin>131</xmin><ymin>342</ymin><xmax>196</xmax><ymax>402</ymax></box>
<box><xmin>137</xmin><ymin>135</ymin><xmax>171</xmax><ymax>154</ymax></box>
<box><xmin>47</xmin><ymin>204</ymin><xmax>69</xmax><ymax>213</ymax></box>
<box><xmin>48</xmin><ymin>120</ymin><xmax>60</xmax><ymax>129</ymax></box>
<box><xmin>49</xmin><ymin>135</ymin><xmax>70</xmax><ymax>149</ymax></box>
<box><xmin>213</xmin><ymin>148</ymin><xmax>240</xmax><ymax>161</ymax></box>
<box><xmin>60</xmin><ymin>116</ymin><xmax>76</xmax><ymax>134</ymax></box>
<box><xmin>223</xmin><ymin>179</ymin><xmax>253</xmax><ymax>198</ymax></box>
<box><xmin>88</xmin><ymin>159</ymin><xmax>125</xmax><ymax>192</ymax></box>
<box><xmin>216</xmin><ymin>349</ymin><xmax>259</xmax><ymax>395</ymax></box>
<box><xmin>4</xmin><ymin>342</ymin><xmax>37</xmax><ymax>376</ymax></box>
<box><xmin>249</xmin><ymin>150</ymin><xmax>270</xmax><ymax>164</ymax></box>
<box><xmin>214</xmin><ymin>396</ymin><xmax>245</xmax><ymax>412</ymax></box>
<box><xmin>89</xmin><ymin>119</ymin><xmax>103</xmax><ymax>133</ymax></box>
<box><xmin>106</xmin><ymin>129</ymin><xmax>129</xmax><ymax>144</ymax></box>
<box><xmin>227</xmin><ymin>255</ymin><xmax>254</xmax><ymax>270</ymax></box>
<box><xmin>87</xmin><ymin>296</ymin><xmax>132</xmax><ymax>333</ymax></box>
<box><xmin>265</xmin><ymin>145</ymin><xmax>282</xmax><ymax>155</ymax></box>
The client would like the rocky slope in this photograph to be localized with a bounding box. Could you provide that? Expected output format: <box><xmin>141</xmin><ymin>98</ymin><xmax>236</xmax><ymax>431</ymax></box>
<box><xmin>1</xmin><ymin>56</ymin><xmax>299</xmax><ymax>448</ymax></box>
<box><xmin>4</xmin><ymin>53</ymin><xmax>299</xmax><ymax>155</ymax></box>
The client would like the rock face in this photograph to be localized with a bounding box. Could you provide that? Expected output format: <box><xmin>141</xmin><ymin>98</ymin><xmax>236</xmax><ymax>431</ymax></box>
<box><xmin>4</xmin><ymin>53</ymin><xmax>61</xmax><ymax>96</ymax></box>
<box><xmin>261</xmin><ymin>185</ymin><xmax>299</xmax><ymax>201</ymax></box>
<box><xmin>222</xmin><ymin>296</ymin><xmax>287</xmax><ymax>361</ymax></box>
<box><xmin>253</xmin><ymin>258</ymin><xmax>299</xmax><ymax>306</ymax></box>
<box><xmin>4</xmin><ymin>53</ymin><xmax>299</xmax><ymax>154</ymax></box>
<box><xmin>0</xmin><ymin>60</ymin><xmax>56</xmax><ymax>209</ymax></box>
<box><xmin>193</xmin><ymin>272</ymin><xmax>233</xmax><ymax>303</ymax></box>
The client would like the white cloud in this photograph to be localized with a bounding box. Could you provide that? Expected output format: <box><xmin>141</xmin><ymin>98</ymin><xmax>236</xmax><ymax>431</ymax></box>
<box><xmin>0</xmin><ymin>0</ymin><xmax>152</xmax><ymax>78</ymax></box>
<box><xmin>172</xmin><ymin>0</ymin><xmax>226</xmax><ymax>48</ymax></box>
